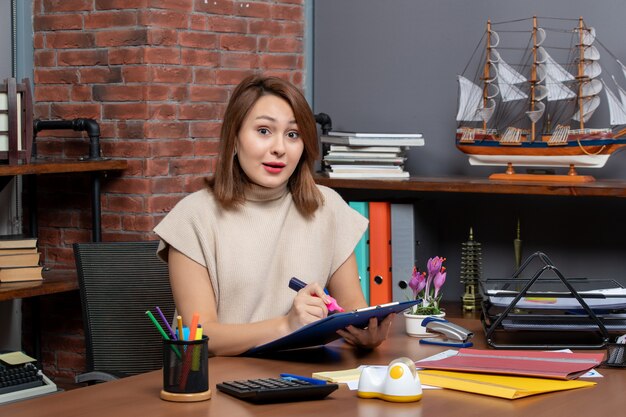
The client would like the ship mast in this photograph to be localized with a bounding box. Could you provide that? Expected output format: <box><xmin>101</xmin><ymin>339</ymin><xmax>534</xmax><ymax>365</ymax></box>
<box><xmin>530</xmin><ymin>16</ymin><xmax>538</xmax><ymax>142</ymax></box>
<box><xmin>483</xmin><ymin>20</ymin><xmax>492</xmax><ymax>132</ymax></box>
<box><xmin>577</xmin><ymin>17</ymin><xmax>585</xmax><ymax>130</ymax></box>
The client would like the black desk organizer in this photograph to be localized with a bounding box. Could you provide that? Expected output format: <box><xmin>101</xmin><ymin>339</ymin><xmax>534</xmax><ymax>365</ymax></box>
<box><xmin>479</xmin><ymin>252</ymin><xmax>626</xmax><ymax>350</ymax></box>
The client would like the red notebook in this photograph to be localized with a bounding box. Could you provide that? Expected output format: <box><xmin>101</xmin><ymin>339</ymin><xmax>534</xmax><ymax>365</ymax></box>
<box><xmin>416</xmin><ymin>348</ymin><xmax>605</xmax><ymax>380</ymax></box>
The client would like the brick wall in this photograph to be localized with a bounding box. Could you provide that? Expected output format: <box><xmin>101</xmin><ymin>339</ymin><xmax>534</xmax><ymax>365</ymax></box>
<box><xmin>25</xmin><ymin>0</ymin><xmax>306</xmax><ymax>381</ymax></box>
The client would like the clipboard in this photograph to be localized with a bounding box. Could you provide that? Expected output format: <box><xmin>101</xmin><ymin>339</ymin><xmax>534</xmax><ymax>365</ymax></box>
<box><xmin>244</xmin><ymin>300</ymin><xmax>420</xmax><ymax>356</ymax></box>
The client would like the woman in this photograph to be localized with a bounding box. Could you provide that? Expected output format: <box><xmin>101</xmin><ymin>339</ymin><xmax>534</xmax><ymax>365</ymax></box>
<box><xmin>154</xmin><ymin>75</ymin><xmax>393</xmax><ymax>356</ymax></box>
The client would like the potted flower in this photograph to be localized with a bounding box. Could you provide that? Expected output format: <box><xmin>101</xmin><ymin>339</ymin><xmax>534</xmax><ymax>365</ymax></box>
<box><xmin>404</xmin><ymin>256</ymin><xmax>447</xmax><ymax>337</ymax></box>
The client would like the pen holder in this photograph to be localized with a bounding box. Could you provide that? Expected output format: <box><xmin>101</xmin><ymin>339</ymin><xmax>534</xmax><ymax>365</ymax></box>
<box><xmin>603</xmin><ymin>343</ymin><xmax>626</xmax><ymax>368</ymax></box>
<box><xmin>160</xmin><ymin>336</ymin><xmax>211</xmax><ymax>402</ymax></box>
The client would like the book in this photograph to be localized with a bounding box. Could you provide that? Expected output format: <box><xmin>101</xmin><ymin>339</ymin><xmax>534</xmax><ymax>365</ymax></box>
<box><xmin>0</xmin><ymin>235</ymin><xmax>38</xmax><ymax>250</ymax></box>
<box><xmin>369</xmin><ymin>202</ymin><xmax>392</xmax><ymax>305</ymax></box>
<box><xmin>349</xmin><ymin>202</ymin><xmax>370</xmax><ymax>304</ymax></box>
<box><xmin>0</xmin><ymin>266</ymin><xmax>44</xmax><ymax>283</ymax></box>
<box><xmin>327</xmin><ymin>131</ymin><xmax>423</xmax><ymax>138</ymax></box>
<box><xmin>328</xmin><ymin>171</ymin><xmax>410</xmax><ymax>179</ymax></box>
<box><xmin>329</xmin><ymin>145</ymin><xmax>405</xmax><ymax>153</ymax></box>
<box><xmin>0</xmin><ymin>252</ymin><xmax>41</xmax><ymax>268</ymax></box>
<box><xmin>321</xmin><ymin>134</ymin><xmax>425</xmax><ymax>147</ymax></box>
<box><xmin>323</xmin><ymin>156</ymin><xmax>406</xmax><ymax>164</ymax></box>
<box><xmin>330</xmin><ymin>165</ymin><xmax>404</xmax><ymax>174</ymax></box>
<box><xmin>0</xmin><ymin>247</ymin><xmax>38</xmax><ymax>255</ymax></box>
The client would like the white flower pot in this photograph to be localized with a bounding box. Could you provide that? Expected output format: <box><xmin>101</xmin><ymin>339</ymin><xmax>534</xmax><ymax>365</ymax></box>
<box><xmin>403</xmin><ymin>311</ymin><xmax>446</xmax><ymax>337</ymax></box>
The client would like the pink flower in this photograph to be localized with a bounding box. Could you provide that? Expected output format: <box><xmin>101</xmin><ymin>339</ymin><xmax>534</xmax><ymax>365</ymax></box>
<box><xmin>427</xmin><ymin>256</ymin><xmax>445</xmax><ymax>277</ymax></box>
<box><xmin>408</xmin><ymin>266</ymin><xmax>426</xmax><ymax>297</ymax></box>
<box><xmin>433</xmin><ymin>269</ymin><xmax>447</xmax><ymax>298</ymax></box>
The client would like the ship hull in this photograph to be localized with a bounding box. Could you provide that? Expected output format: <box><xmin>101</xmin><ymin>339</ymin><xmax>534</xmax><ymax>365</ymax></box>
<box><xmin>456</xmin><ymin>134</ymin><xmax>626</xmax><ymax>168</ymax></box>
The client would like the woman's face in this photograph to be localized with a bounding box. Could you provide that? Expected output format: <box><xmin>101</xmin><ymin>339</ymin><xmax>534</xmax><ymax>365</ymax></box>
<box><xmin>236</xmin><ymin>94</ymin><xmax>304</xmax><ymax>189</ymax></box>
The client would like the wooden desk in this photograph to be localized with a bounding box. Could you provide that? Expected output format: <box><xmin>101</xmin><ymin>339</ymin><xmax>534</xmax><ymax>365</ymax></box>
<box><xmin>0</xmin><ymin>270</ymin><xmax>77</xmax><ymax>302</ymax></box>
<box><xmin>3</xmin><ymin>318</ymin><xmax>623</xmax><ymax>416</ymax></box>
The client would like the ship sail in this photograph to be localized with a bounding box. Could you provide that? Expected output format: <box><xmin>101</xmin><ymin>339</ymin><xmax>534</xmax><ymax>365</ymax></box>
<box><xmin>572</xmin><ymin>26</ymin><xmax>602</xmax><ymax>123</ymax></box>
<box><xmin>603</xmin><ymin>79</ymin><xmax>626</xmax><ymax>125</ymax></box>
<box><xmin>496</xmin><ymin>57</ymin><xmax>528</xmax><ymax>102</ymax></box>
<box><xmin>536</xmin><ymin>47</ymin><xmax>576</xmax><ymax>101</ymax></box>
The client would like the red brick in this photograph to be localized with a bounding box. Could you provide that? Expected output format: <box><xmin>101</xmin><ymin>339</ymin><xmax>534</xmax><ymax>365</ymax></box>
<box><xmin>106</xmin><ymin>177</ymin><xmax>152</xmax><ymax>194</ymax></box>
<box><xmin>260</xmin><ymin>54</ymin><xmax>298</xmax><ymax>69</ymax></box>
<box><xmin>280</xmin><ymin>21</ymin><xmax>304</xmax><ymax>36</ymax></box>
<box><xmin>105</xmin><ymin>195</ymin><xmax>144</xmax><ymax>212</ymax></box>
<box><xmin>179</xmin><ymin>103</ymin><xmax>222</xmax><ymax>120</ymax></box>
<box><xmin>122</xmin><ymin>66</ymin><xmax>150</xmax><ymax>82</ymax></box>
<box><xmin>181</xmin><ymin>49</ymin><xmax>219</xmax><ymax>67</ymax></box>
<box><xmin>110</xmin><ymin>159</ymin><xmax>142</xmax><ymax>175</ymax></box>
<box><xmin>234</xmin><ymin>1</ymin><xmax>271</xmax><ymax>18</ymax></box>
<box><xmin>145</xmin><ymin>195</ymin><xmax>182</xmax><ymax>213</ymax></box>
<box><xmin>109</xmin><ymin>47</ymin><xmax>144</xmax><ymax>65</ymax></box>
<box><xmin>149</xmin><ymin>103</ymin><xmax>177</xmax><ymax>119</ymax></box>
<box><xmin>102</xmin><ymin>231</ymin><xmax>151</xmax><ymax>242</ymax></box>
<box><xmin>268</xmin><ymin>37</ymin><xmax>301</xmax><ymax>53</ymax></box>
<box><xmin>51</xmin><ymin>103</ymin><xmax>100</xmax><ymax>119</ymax></box>
<box><xmin>99</xmin><ymin>122</ymin><xmax>116</xmax><ymax>138</ymax></box>
<box><xmin>35</xmin><ymin>68</ymin><xmax>79</xmax><ymax>84</ymax></box>
<box><xmin>150</xmin><ymin>140</ymin><xmax>194</xmax><ymax>157</ymax></box>
<box><xmin>144</xmin><ymin>122</ymin><xmax>189</xmax><ymax>139</ymax></box>
<box><xmin>179</xmin><ymin>32</ymin><xmax>218</xmax><ymax>49</ymax></box>
<box><xmin>145</xmin><ymin>84</ymin><xmax>170</xmax><ymax>100</ymax></box>
<box><xmin>171</xmin><ymin>158</ymin><xmax>213</xmax><ymax>175</ymax></box>
<box><xmin>144</xmin><ymin>47</ymin><xmax>180</xmax><ymax>64</ymax></box>
<box><xmin>62</xmin><ymin>229</ymin><xmax>93</xmax><ymax>245</ymax></box>
<box><xmin>195</xmin><ymin>0</ymin><xmax>234</xmax><ymax>15</ymax></box>
<box><xmin>96</xmin><ymin>0</ymin><xmax>148</xmax><ymax>9</ymax></box>
<box><xmin>46</xmin><ymin>32</ymin><xmax>95</xmax><ymax>49</ymax></box>
<box><xmin>185</xmin><ymin>174</ymin><xmax>212</xmax><ymax>192</ymax></box>
<box><xmin>206</xmin><ymin>16</ymin><xmax>246</xmax><ymax>33</ymax></box>
<box><xmin>35</xmin><ymin>85</ymin><xmax>71</xmax><ymax>102</ymax></box>
<box><xmin>215</xmin><ymin>69</ymin><xmax>254</xmax><ymax>85</ymax></box>
<box><xmin>101</xmin><ymin>213</ymin><xmax>123</xmax><ymax>230</ymax></box>
<box><xmin>221</xmin><ymin>52</ymin><xmax>259</xmax><ymax>69</ymax></box>
<box><xmin>34</xmin><ymin>50</ymin><xmax>56</xmax><ymax>67</ymax></box>
<box><xmin>147</xmin><ymin>28</ymin><xmax>179</xmax><ymax>46</ymax></box>
<box><xmin>43</xmin><ymin>0</ymin><xmax>92</xmax><ymax>12</ymax></box>
<box><xmin>34</xmin><ymin>33</ymin><xmax>45</xmax><ymax>49</ymax></box>
<box><xmin>148</xmin><ymin>0</ymin><xmax>192</xmax><ymax>11</ymax></box>
<box><xmin>220</xmin><ymin>34</ymin><xmax>256</xmax><ymax>51</ymax></box>
<box><xmin>58</xmin><ymin>49</ymin><xmax>109</xmax><ymax>66</ymax></box>
<box><xmin>122</xmin><ymin>215</ymin><xmax>158</xmax><ymax>231</ymax></box>
<box><xmin>151</xmin><ymin>66</ymin><xmax>192</xmax><ymax>83</ymax></box>
<box><xmin>103</xmin><ymin>140</ymin><xmax>150</xmax><ymax>157</ymax></box>
<box><xmin>103</xmin><ymin>103</ymin><xmax>148</xmax><ymax>119</ymax></box>
<box><xmin>93</xmin><ymin>85</ymin><xmax>145</xmax><ymax>101</ymax></box>
<box><xmin>95</xmin><ymin>28</ymin><xmax>148</xmax><ymax>47</ymax></box>
<box><xmin>149</xmin><ymin>177</ymin><xmax>185</xmax><ymax>194</ymax></box>
<box><xmin>56</xmin><ymin>351</ymin><xmax>87</xmax><ymax>371</ymax></box>
<box><xmin>190</xmin><ymin>14</ymin><xmax>207</xmax><ymax>30</ymax></box>
<box><xmin>194</xmin><ymin>68</ymin><xmax>216</xmax><ymax>84</ymax></box>
<box><xmin>85</xmin><ymin>11</ymin><xmax>138</xmax><ymax>29</ymax></box>
<box><xmin>190</xmin><ymin>123</ymin><xmax>221</xmax><ymax>139</ymax></box>
<box><xmin>139</xmin><ymin>9</ymin><xmax>188</xmax><ymax>29</ymax></box>
<box><xmin>79</xmin><ymin>67</ymin><xmax>123</xmax><ymax>83</ymax></box>
<box><xmin>34</xmin><ymin>14</ymin><xmax>83</xmax><ymax>31</ymax></box>
<box><xmin>116</xmin><ymin>121</ymin><xmax>146</xmax><ymax>139</ymax></box>
<box><xmin>37</xmin><ymin>228</ymin><xmax>62</xmax><ymax>246</ymax></box>
<box><xmin>189</xmin><ymin>85</ymin><xmax>228</xmax><ymax>102</ymax></box>
<box><xmin>271</xmin><ymin>4</ymin><xmax>303</xmax><ymax>21</ymax></box>
<box><xmin>145</xmin><ymin>159</ymin><xmax>170</xmax><ymax>176</ymax></box>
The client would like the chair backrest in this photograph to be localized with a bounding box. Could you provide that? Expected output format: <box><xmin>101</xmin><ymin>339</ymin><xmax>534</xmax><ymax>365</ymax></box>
<box><xmin>73</xmin><ymin>241</ymin><xmax>175</xmax><ymax>376</ymax></box>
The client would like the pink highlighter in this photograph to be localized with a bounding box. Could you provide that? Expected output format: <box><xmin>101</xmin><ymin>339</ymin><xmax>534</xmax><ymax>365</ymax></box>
<box><xmin>288</xmin><ymin>277</ymin><xmax>345</xmax><ymax>313</ymax></box>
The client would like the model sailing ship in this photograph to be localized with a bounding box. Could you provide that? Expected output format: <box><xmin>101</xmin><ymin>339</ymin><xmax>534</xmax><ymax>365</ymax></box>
<box><xmin>456</xmin><ymin>16</ymin><xmax>626</xmax><ymax>181</ymax></box>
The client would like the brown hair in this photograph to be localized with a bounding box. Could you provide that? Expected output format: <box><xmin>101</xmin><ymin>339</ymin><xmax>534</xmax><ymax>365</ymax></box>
<box><xmin>207</xmin><ymin>74</ymin><xmax>323</xmax><ymax>217</ymax></box>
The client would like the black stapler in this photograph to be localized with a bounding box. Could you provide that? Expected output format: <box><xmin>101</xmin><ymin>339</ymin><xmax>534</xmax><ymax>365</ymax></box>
<box><xmin>418</xmin><ymin>317</ymin><xmax>474</xmax><ymax>348</ymax></box>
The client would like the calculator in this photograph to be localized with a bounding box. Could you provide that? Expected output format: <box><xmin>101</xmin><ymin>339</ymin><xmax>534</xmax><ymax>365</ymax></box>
<box><xmin>216</xmin><ymin>377</ymin><xmax>338</xmax><ymax>403</ymax></box>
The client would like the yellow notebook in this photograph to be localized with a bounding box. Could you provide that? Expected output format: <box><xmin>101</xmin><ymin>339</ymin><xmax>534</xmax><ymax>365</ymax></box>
<box><xmin>418</xmin><ymin>370</ymin><xmax>596</xmax><ymax>400</ymax></box>
<box><xmin>312</xmin><ymin>368</ymin><xmax>362</xmax><ymax>383</ymax></box>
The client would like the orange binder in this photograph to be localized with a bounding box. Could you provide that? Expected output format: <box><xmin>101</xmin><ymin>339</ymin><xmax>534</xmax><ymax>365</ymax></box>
<box><xmin>368</xmin><ymin>202</ymin><xmax>392</xmax><ymax>305</ymax></box>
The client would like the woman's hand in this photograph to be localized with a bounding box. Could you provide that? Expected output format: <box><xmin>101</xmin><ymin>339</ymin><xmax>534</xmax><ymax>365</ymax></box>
<box><xmin>285</xmin><ymin>283</ymin><xmax>329</xmax><ymax>332</ymax></box>
<box><xmin>336</xmin><ymin>313</ymin><xmax>395</xmax><ymax>350</ymax></box>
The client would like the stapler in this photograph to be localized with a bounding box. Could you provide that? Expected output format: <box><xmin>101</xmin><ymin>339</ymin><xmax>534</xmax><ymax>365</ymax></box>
<box><xmin>418</xmin><ymin>317</ymin><xmax>474</xmax><ymax>347</ymax></box>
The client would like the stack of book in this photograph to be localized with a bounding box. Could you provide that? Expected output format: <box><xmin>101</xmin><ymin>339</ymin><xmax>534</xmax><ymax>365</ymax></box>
<box><xmin>0</xmin><ymin>235</ymin><xmax>42</xmax><ymax>283</ymax></box>
<box><xmin>320</xmin><ymin>131</ymin><xmax>425</xmax><ymax>178</ymax></box>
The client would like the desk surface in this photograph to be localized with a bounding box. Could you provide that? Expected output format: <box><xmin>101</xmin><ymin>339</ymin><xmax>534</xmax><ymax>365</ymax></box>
<box><xmin>2</xmin><ymin>318</ymin><xmax>623</xmax><ymax>416</ymax></box>
<box><xmin>0</xmin><ymin>270</ymin><xmax>78</xmax><ymax>302</ymax></box>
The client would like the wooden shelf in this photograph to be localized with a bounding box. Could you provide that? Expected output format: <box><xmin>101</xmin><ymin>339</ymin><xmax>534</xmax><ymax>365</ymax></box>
<box><xmin>314</xmin><ymin>174</ymin><xmax>626</xmax><ymax>198</ymax></box>
<box><xmin>0</xmin><ymin>269</ymin><xmax>78</xmax><ymax>301</ymax></box>
<box><xmin>0</xmin><ymin>158</ymin><xmax>128</xmax><ymax>177</ymax></box>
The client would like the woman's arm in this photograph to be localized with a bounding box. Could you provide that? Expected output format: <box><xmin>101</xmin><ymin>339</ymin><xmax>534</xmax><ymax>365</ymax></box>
<box><xmin>328</xmin><ymin>252</ymin><xmax>395</xmax><ymax>349</ymax></box>
<box><xmin>168</xmin><ymin>247</ymin><xmax>329</xmax><ymax>356</ymax></box>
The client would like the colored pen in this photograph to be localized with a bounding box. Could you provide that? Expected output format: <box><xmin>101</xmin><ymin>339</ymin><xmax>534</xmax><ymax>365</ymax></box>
<box><xmin>189</xmin><ymin>312</ymin><xmax>200</xmax><ymax>341</ymax></box>
<box><xmin>279</xmin><ymin>373</ymin><xmax>327</xmax><ymax>385</ymax></box>
<box><xmin>156</xmin><ymin>306</ymin><xmax>177</xmax><ymax>340</ymax></box>
<box><xmin>289</xmin><ymin>277</ymin><xmax>345</xmax><ymax>313</ymax></box>
<box><xmin>177</xmin><ymin>315</ymin><xmax>184</xmax><ymax>340</ymax></box>
<box><xmin>146</xmin><ymin>310</ymin><xmax>181</xmax><ymax>358</ymax></box>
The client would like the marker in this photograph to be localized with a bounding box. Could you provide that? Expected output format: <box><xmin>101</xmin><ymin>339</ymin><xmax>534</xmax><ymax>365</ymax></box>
<box><xmin>279</xmin><ymin>373</ymin><xmax>327</xmax><ymax>385</ymax></box>
<box><xmin>156</xmin><ymin>306</ymin><xmax>177</xmax><ymax>340</ymax></box>
<box><xmin>189</xmin><ymin>312</ymin><xmax>200</xmax><ymax>341</ymax></box>
<box><xmin>146</xmin><ymin>310</ymin><xmax>181</xmax><ymax>358</ymax></box>
<box><xmin>288</xmin><ymin>277</ymin><xmax>345</xmax><ymax>313</ymax></box>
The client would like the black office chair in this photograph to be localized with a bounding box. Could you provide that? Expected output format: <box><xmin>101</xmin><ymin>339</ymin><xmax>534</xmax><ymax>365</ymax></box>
<box><xmin>73</xmin><ymin>241</ymin><xmax>175</xmax><ymax>384</ymax></box>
